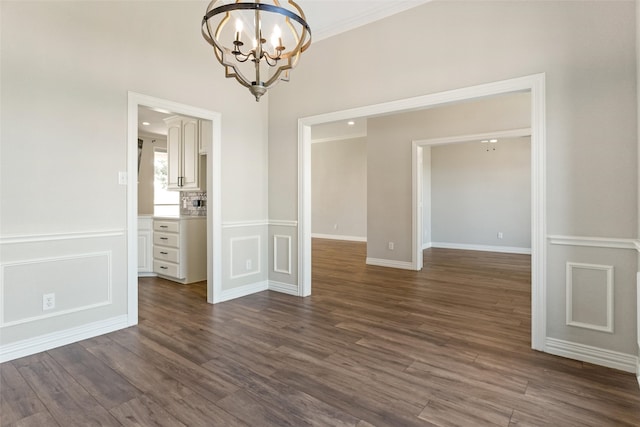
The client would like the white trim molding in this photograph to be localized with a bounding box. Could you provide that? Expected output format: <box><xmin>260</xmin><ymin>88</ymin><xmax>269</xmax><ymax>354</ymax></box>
<box><xmin>218</xmin><ymin>281</ymin><xmax>269</xmax><ymax>303</ymax></box>
<box><xmin>222</xmin><ymin>220</ymin><xmax>269</xmax><ymax>228</ymax></box>
<box><xmin>0</xmin><ymin>315</ymin><xmax>128</xmax><ymax>363</ymax></box>
<box><xmin>549</xmin><ymin>235</ymin><xmax>638</xmax><ymax>250</ymax></box>
<box><xmin>565</xmin><ymin>262</ymin><xmax>614</xmax><ymax>333</ymax></box>
<box><xmin>299</xmin><ymin>72</ymin><xmax>547</xmax><ymax>351</ymax></box>
<box><xmin>0</xmin><ymin>251</ymin><xmax>113</xmax><ymax>327</ymax></box>
<box><xmin>366</xmin><ymin>257</ymin><xmax>415</xmax><ymax>270</ymax></box>
<box><xmin>546</xmin><ymin>337</ymin><xmax>637</xmax><ymax>373</ymax></box>
<box><xmin>0</xmin><ymin>230</ymin><xmax>125</xmax><ymax>245</ymax></box>
<box><xmin>269</xmin><ymin>219</ymin><xmax>298</xmax><ymax>227</ymax></box>
<box><xmin>430</xmin><ymin>242</ymin><xmax>531</xmax><ymax>255</ymax></box>
<box><xmin>273</xmin><ymin>235</ymin><xmax>292</xmax><ymax>275</ymax></box>
<box><xmin>269</xmin><ymin>280</ymin><xmax>298</xmax><ymax>296</ymax></box>
<box><xmin>311</xmin><ymin>233</ymin><xmax>367</xmax><ymax>243</ymax></box>
<box><xmin>128</xmin><ymin>92</ymin><xmax>222</xmax><ymax>308</ymax></box>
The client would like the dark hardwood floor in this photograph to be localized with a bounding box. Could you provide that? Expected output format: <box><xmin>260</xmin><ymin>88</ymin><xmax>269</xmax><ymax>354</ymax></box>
<box><xmin>2</xmin><ymin>239</ymin><xmax>640</xmax><ymax>426</ymax></box>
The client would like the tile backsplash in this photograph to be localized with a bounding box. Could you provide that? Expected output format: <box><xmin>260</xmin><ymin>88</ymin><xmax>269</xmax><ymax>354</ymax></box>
<box><xmin>181</xmin><ymin>192</ymin><xmax>207</xmax><ymax>216</ymax></box>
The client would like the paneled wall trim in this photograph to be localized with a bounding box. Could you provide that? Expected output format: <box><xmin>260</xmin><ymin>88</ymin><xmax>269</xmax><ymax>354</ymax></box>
<box><xmin>273</xmin><ymin>235</ymin><xmax>292</xmax><ymax>275</ymax></box>
<box><xmin>229</xmin><ymin>235</ymin><xmax>261</xmax><ymax>279</ymax></box>
<box><xmin>565</xmin><ymin>262</ymin><xmax>614</xmax><ymax>333</ymax></box>
<box><xmin>1</xmin><ymin>251</ymin><xmax>113</xmax><ymax>327</ymax></box>
<box><xmin>0</xmin><ymin>230</ymin><xmax>125</xmax><ymax>244</ymax></box>
<box><xmin>548</xmin><ymin>235</ymin><xmax>638</xmax><ymax>250</ymax></box>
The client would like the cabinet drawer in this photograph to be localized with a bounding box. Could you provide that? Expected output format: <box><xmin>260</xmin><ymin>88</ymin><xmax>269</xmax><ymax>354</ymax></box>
<box><xmin>153</xmin><ymin>246</ymin><xmax>179</xmax><ymax>263</ymax></box>
<box><xmin>153</xmin><ymin>260</ymin><xmax>182</xmax><ymax>278</ymax></box>
<box><xmin>153</xmin><ymin>232</ymin><xmax>179</xmax><ymax>248</ymax></box>
<box><xmin>154</xmin><ymin>220</ymin><xmax>179</xmax><ymax>233</ymax></box>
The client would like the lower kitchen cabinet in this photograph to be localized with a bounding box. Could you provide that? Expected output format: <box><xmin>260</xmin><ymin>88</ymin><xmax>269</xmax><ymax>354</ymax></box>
<box><xmin>153</xmin><ymin>217</ymin><xmax>206</xmax><ymax>284</ymax></box>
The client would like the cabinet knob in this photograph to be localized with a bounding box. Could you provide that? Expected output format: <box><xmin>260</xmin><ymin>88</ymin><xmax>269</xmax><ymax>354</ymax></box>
<box><xmin>160</xmin><ymin>225</ymin><xmax>168</xmax><ymax>228</ymax></box>
<box><xmin>160</xmin><ymin>237</ymin><xmax>168</xmax><ymax>240</ymax></box>
<box><xmin>160</xmin><ymin>266</ymin><xmax>168</xmax><ymax>270</ymax></box>
<box><xmin>160</xmin><ymin>251</ymin><xmax>168</xmax><ymax>255</ymax></box>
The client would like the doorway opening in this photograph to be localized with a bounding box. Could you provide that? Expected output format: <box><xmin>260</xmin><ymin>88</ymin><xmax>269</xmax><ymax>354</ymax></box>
<box><xmin>126</xmin><ymin>93</ymin><xmax>222</xmax><ymax>327</ymax></box>
<box><xmin>299</xmin><ymin>74</ymin><xmax>546</xmax><ymax>351</ymax></box>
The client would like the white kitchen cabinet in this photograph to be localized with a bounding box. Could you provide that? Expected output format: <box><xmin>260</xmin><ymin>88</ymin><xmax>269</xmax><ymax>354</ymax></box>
<box><xmin>199</xmin><ymin>119</ymin><xmax>212</xmax><ymax>155</ymax></box>
<box><xmin>164</xmin><ymin>116</ymin><xmax>206</xmax><ymax>191</ymax></box>
<box><xmin>153</xmin><ymin>217</ymin><xmax>207</xmax><ymax>284</ymax></box>
<box><xmin>138</xmin><ymin>216</ymin><xmax>154</xmax><ymax>276</ymax></box>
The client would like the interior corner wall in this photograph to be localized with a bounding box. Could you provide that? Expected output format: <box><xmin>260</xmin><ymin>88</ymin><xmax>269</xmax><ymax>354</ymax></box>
<box><xmin>311</xmin><ymin>137</ymin><xmax>367</xmax><ymax>240</ymax></box>
<box><xmin>0</xmin><ymin>1</ymin><xmax>269</xmax><ymax>354</ymax></box>
<box><xmin>269</xmin><ymin>1</ymin><xmax>638</xmax><ymax>359</ymax></box>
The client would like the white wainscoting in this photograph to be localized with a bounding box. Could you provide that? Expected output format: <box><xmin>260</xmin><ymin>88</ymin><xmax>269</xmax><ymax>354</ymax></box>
<box><xmin>229</xmin><ymin>235</ymin><xmax>261</xmax><ymax>279</ymax></box>
<box><xmin>429</xmin><ymin>242</ymin><xmax>531</xmax><ymax>255</ymax></box>
<box><xmin>366</xmin><ymin>257</ymin><xmax>415</xmax><ymax>270</ymax></box>
<box><xmin>565</xmin><ymin>262</ymin><xmax>614</xmax><ymax>333</ymax></box>
<box><xmin>0</xmin><ymin>315</ymin><xmax>128</xmax><ymax>363</ymax></box>
<box><xmin>312</xmin><ymin>233</ymin><xmax>367</xmax><ymax>243</ymax></box>
<box><xmin>0</xmin><ymin>229</ymin><xmax>126</xmax><ymax>363</ymax></box>
<box><xmin>1</xmin><ymin>252</ymin><xmax>113</xmax><ymax>327</ymax></box>
<box><xmin>548</xmin><ymin>235</ymin><xmax>638</xmax><ymax>250</ymax></box>
<box><xmin>218</xmin><ymin>281</ymin><xmax>269</xmax><ymax>303</ymax></box>
<box><xmin>268</xmin><ymin>280</ymin><xmax>298</xmax><ymax>296</ymax></box>
<box><xmin>273</xmin><ymin>235</ymin><xmax>292</xmax><ymax>275</ymax></box>
<box><xmin>546</xmin><ymin>337</ymin><xmax>637</xmax><ymax>373</ymax></box>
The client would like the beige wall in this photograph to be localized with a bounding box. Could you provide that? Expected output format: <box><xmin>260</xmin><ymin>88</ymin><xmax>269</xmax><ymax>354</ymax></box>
<box><xmin>311</xmin><ymin>138</ymin><xmax>367</xmax><ymax>239</ymax></box>
<box><xmin>0</xmin><ymin>1</ymin><xmax>268</xmax><ymax>349</ymax></box>
<box><xmin>430</xmin><ymin>138</ymin><xmax>531</xmax><ymax>250</ymax></box>
<box><xmin>366</xmin><ymin>93</ymin><xmax>531</xmax><ymax>261</ymax></box>
<box><xmin>269</xmin><ymin>1</ymin><xmax>638</xmax><ymax>356</ymax></box>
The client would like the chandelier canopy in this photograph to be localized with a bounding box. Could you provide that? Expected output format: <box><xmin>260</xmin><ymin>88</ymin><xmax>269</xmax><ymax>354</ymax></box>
<box><xmin>202</xmin><ymin>0</ymin><xmax>312</xmax><ymax>101</ymax></box>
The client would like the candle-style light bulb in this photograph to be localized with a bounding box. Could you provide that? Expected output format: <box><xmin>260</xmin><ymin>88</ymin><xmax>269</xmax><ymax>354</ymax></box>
<box><xmin>270</xmin><ymin>24</ymin><xmax>282</xmax><ymax>49</ymax></box>
<box><xmin>235</xmin><ymin>19</ymin><xmax>243</xmax><ymax>42</ymax></box>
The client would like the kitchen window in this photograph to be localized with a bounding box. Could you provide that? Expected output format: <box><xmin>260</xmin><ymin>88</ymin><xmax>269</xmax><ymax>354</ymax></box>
<box><xmin>154</xmin><ymin>148</ymin><xmax>180</xmax><ymax>216</ymax></box>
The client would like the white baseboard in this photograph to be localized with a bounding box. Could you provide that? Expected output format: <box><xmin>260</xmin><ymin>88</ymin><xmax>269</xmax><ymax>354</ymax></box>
<box><xmin>269</xmin><ymin>280</ymin><xmax>299</xmax><ymax>296</ymax></box>
<box><xmin>0</xmin><ymin>315</ymin><xmax>129</xmax><ymax>363</ymax></box>
<box><xmin>430</xmin><ymin>242</ymin><xmax>531</xmax><ymax>255</ymax></box>
<box><xmin>366</xmin><ymin>257</ymin><xmax>415</xmax><ymax>270</ymax></box>
<box><xmin>545</xmin><ymin>337</ymin><xmax>638</xmax><ymax>373</ymax></box>
<box><xmin>137</xmin><ymin>272</ymin><xmax>157</xmax><ymax>277</ymax></box>
<box><xmin>312</xmin><ymin>233</ymin><xmax>367</xmax><ymax>242</ymax></box>
<box><xmin>218</xmin><ymin>280</ymin><xmax>269</xmax><ymax>303</ymax></box>
<box><xmin>422</xmin><ymin>242</ymin><xmax>432</xmax><ymax>250</ymax></box>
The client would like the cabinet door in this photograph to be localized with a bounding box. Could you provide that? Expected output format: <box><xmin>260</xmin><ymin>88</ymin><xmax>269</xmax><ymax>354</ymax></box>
<box><xmin>138</xmin><ymin>229</ymin><xmax>153</xmax><ymax>273</ymax></box>
<box><xmin>181</xmin><ymin>118</ymin><xmax>200</xmax><ymax>190</ymax></box>
<box><xmin>199</xmin><ymin>120</ymin><xmax>211</xmax><ymax>155</ymax></box>
<box><xmin>166</xmin><ymin>119</ymin><xmax>182</xmax><ymax>190</ymax></box>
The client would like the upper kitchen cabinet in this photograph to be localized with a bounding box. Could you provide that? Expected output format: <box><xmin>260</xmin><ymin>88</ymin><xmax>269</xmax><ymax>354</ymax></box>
<box><xmin>164</xmin><ymin>116</ymin><xmax>206</xmax><ymax>191</ymax></box>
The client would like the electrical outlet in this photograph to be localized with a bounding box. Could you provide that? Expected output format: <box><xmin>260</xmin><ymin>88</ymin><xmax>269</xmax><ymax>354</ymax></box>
<box><xmin>118</xmin><ymin>171</ymin><xmax>127</xmax><ymax>185</ymax></box>
<box><xmin>43</xmin><ymin>293</ymin><xmax>55</xmax><ymax>311</ymax></box>
<box><xmin>497</xmin><ymin>232</ymin><xmax>504</xmax><ymax>239</ymax></box>
<box><xmin>388</xmin><ymin>242</ymin><xmax>394</xmax><ymax>250</ymax></box>
<box><xmin>246</xmin><ymin>259</ymin><xmax>252</xmax><ymax>271</ymax></box>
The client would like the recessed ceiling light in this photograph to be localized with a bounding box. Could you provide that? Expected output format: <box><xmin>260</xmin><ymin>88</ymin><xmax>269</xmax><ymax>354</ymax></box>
<box><xmin>347</xmin><ymin>121</ymin><xmax>355</xmax><ymax>126</ymax></box>
<box><xmin>481</xmin><ymin>140</ymin><xmax>489</xmax><ymax>143</ymax></box>
<box><xmin>142</xmin><ymin>121</ymin><xmax>150</xmax><ymax>126</ymax></box>
<box><xmin>490</xmin><ymin>139</ymin><xmax>498</xmax><ymax>143</ymax></box>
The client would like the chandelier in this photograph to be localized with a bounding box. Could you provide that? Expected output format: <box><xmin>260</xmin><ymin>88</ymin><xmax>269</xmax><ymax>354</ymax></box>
<box><xmin>202</xmin><ymin>1</ymin><xmax>312</xmax><ymax>101</ymax></box>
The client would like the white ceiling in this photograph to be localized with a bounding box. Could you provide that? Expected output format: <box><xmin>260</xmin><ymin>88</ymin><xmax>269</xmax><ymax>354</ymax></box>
<box><xmin>297</xmin><ymin>0</ymin><xmax>432</xmax><ymax>41</ymax></box>
<box><xmin>138</xmin><ymin>0</ymin><xmax>431</xmax><ymax>136</ymax></box>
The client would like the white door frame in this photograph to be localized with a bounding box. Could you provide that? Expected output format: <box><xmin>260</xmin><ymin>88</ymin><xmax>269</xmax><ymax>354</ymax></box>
<box><xmin>298</xmin><ymin>73</ymin><xmax>546</xmax><ymax>351</ymax></box>
<box><xmin>126</xmin><ymin>92</ymin><xmax>223</xmax><ymax>326</ymax></box>
<box><xmin>412</xmin><ymin>127</ymin><xmax>533</xmax><ymax>266</ymax></box>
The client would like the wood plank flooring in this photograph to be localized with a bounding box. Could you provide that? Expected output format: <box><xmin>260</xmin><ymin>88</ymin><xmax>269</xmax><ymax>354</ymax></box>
<box><xmin>2</xmin><ymin>239</ymin><xmax>640</xmax><ymax>426</ymax></box>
